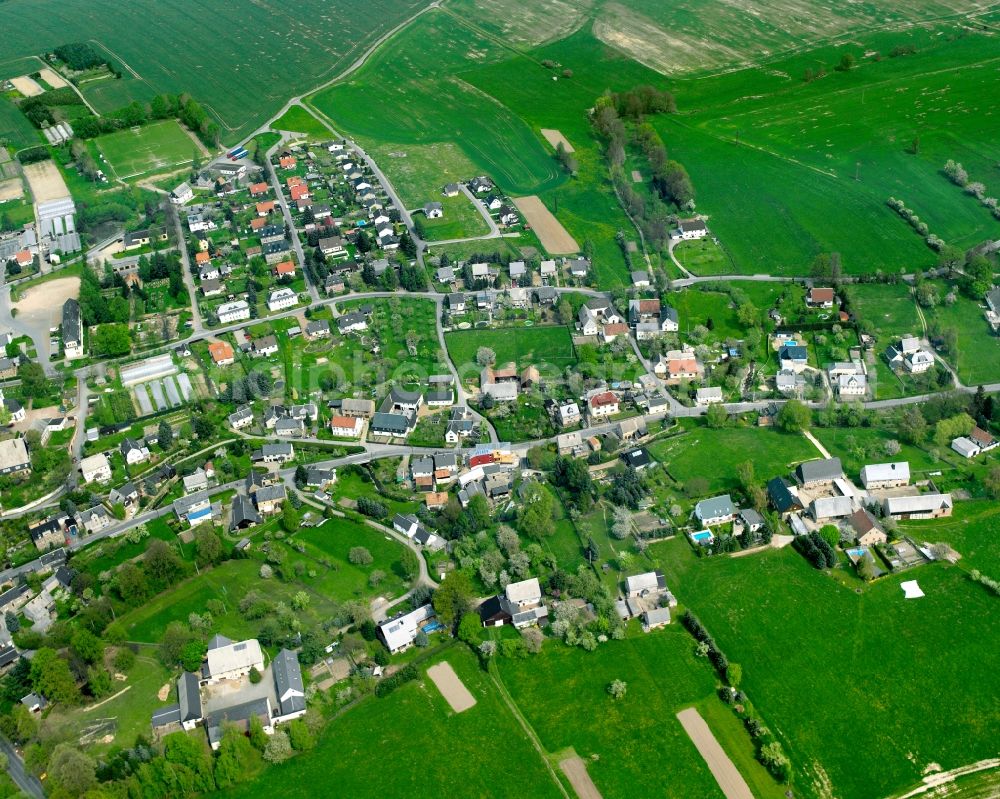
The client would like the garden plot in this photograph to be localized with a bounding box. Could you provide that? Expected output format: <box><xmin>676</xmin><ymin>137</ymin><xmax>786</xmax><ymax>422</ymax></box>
<box><xmin>427</xmin><ymin>661</ymin><xmax>477</xmax><ymax>713</ymax></box>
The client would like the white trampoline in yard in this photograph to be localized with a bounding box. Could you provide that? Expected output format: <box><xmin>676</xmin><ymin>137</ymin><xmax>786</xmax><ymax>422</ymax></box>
<box><xmin>901</xmin><ymin>580</ymin><xmax>924</xmax><ymax>599</ymax></box>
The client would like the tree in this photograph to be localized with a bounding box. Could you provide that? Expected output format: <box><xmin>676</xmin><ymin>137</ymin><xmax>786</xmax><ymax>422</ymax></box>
<box><xmin>194</xmin><ymin>526</ymin><xmax>223</xmax><ymax>566</ymax></box>
<box><xmin>287</xmin><ymin>718</ymin><xmax>316</xmax><ymax>750</ymax></box>
<box><xmin>192</xmin><ymin>414</ymin><xmax>213</xmax><ymax>440</ymax></box>
<box><xmin>608</xmin><ymin>679</ymin><xmax>627</xmax><ymax>700</ymax></box>
<box><xmin>726</xmin><ymin>662</ymin><xmax>742</xmax><ymax>688</ymax></box>
<box><xmin>48</xmin><ymin>743</ymin><xmax>97</xmax><ymax>796</ymax></box>
<box><xmin>281</xmin><ymin>500</ymin><xmax>300</xmax><ymax>533</ymax></box>
<box><xmin>180</xmin><ymin>640</ymin><xmax>207</xmax><ymax>672</ymax></box>
<box><xmin>465</xmin><ymin>494</ymin><xmax>492</xmax><ymax>532</ymax></box>
<box><xmin>214</xmin><ymin>724</ymin><xmax>261</xmax><ymax>788</ymax></box>
<box><xmin>898</xmin><ymin>406</ymin><xmax>928</xmax><ymax>444</ymax></box>
<box><xmin>157</xmin><ymin>419</ymin><xmax>173</xmax><ymax>449</ymax></box>
<box><xmin>18</xmin><ymin>361</ymin><xmax>50</xmax><ymax>399</ymax></box>
<box><xmin>517</xmin><ymin>482</ymin><xmax>555</xmax><ymax>539</ymax></box>
<box><xmin>87</xmin><ymin>666</ymin><xmax>112</xmax><ymax>697</ymax></box>
<box><xmin>983</xmin><ymin>465</ymin><xmax>1000</xmax><ymax>499</ymax></box>
<box><xmin>557</xmin><ymin>299</ymin><xmax>573</xmax><ymax>325</ymax></box>
<box><xmin>705</xmin><ymin>402</ymin><xmax>728</xmax><ymax>429</ymax></box>
<box><xmin>835</xmin><ymin>52</ymin><xmax>856</xmax><ymax>71</ymax></box>
<box><xmin>777</xmin><ymin>400</ymin><xmax>811</xmax><ymax>432</ymax></box>
<box><xmin>4</xmin><ymin>611</ymin><xmax>18</xmax><ymax>634</ymax></box>
<box><xmin>610</xmin><ymin>505</ymin><xmax>632</xmax><ymax>540</ymax></box>
<box><xmin>856</xmin><ymin>553</ymin><xmax>876</xmax><ymax>581</ymax></box>
<box><xmin>476</xmin><ymin>346</ymin><xmax>496</xmax><ymax>367</ymax></box>
<box><xmin>348</xmin><ymin>546</ymin><xmax>373</xmax><ymax>565</ymax></box>
<box><xmin>433</xmin><ymin>571</ymin><xmax>474</xmax><ymax>627</ymax></box>
<box><xmin>145</xmin><ymin>538</ymin><xmax>183</xmax><ymax>582</ymax></box>
<box><xmin>91</xmin><ymin>323</ymin><xmax>132</xmax><ymax>356</ymax></box>
<box><xmin>398</xmin><ymin>547</ymin><xmax>420</xmax><ymax>581</ymax></box>
<box><xmin>71</xmin><ymin>628</ymin><xmax>103</xmax><ymax>664</ymax></box>
<box><xmin>30</xmin><ymin>648</ymin><xmax>80</xmax><ymax>704</ymax></box>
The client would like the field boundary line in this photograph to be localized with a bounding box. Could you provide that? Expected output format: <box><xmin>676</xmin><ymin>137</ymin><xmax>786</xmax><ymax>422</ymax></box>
<box><xmin>489</xmin><ymin>664</ymin><xmax>571</xmax><ymax>799</ymax></box>
<box><xmin>83</xmin><ymin>684</ymin><xmax>131</xmax><ymax>711</ymax></box>
<box><xmin>890</xmin><ymin>758</ymin><xmax>1000</xmax><ymax>799</ymax></box>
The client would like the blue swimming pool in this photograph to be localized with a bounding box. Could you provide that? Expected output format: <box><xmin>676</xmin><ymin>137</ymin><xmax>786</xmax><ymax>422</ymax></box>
<box><xmin>422</xmin><ymin>621</ymin><xmax>444</xmax><ymax>634</ymax></box>
<box><xmin>846</xmin><ymin>547</ymin><xmax>866</xmax><ymax>558</ymax></box>
<box><xmin>691</xmin><ymin>531</ymin><xmax>714</xmax><ymax>545</ymax></box>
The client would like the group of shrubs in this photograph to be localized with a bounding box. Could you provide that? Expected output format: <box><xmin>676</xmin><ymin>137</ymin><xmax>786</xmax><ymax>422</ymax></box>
<box><xmin>681</xmin><ymin>611</ymin><xmax>729</xmax><ymax>680</ymax></box>
<box><xmin>792</xmin><ymin>530</ymin><xmax>837</xmax><ymax>569</ymax></box>
<box><xmin>942</xmin><ymin>160</ymin><xmax>1000</xmax><ymax>220</ymax></box>
<box><xmin>374</xmin><ymin>663</ymin><xmax>418</xmax><ymax>697</ymax></box>
<box><xmin>885</xmin><ymin>197</ymin><xmax>946</xmax><ymax>250</ymax></box>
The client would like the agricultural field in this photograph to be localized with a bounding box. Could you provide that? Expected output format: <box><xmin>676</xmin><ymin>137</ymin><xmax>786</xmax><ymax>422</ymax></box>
<box><xmin>0</xmin><ymin>0</ymin><xmax>427</xmax><ymax>142</ymax></box>
<box><xmin>657</xmin><ymin>23</ymin><xmax>1000</xmax><ymax>274</ymax></box>
<box><xmin>653</xmin><ymin>537</ymin><xmax>1000</xmax><ymax>799</ymax></box>
<box><xmin>648</xmin><ymin>424</ymin><xmax>819</xmax><ymax>495</ymax></box>
<box><xmin>217</xmin><ymin>647</ymin><xmax>565</xmax><ymax>799</ymax></box>
<box><xmin>590</xmin><ymin>0</ymin><xmax>981</xmax><ymax>76</ymax></box>
<box><xmin>0</xmin><ymin>96</ymin><xmax>40</xmax><ymax>150</ymax></box>
<box><xmin>445</xmin><ymin>324</ymin><xmax>576</xmax><ymax>373</ymax></box>
<box><xmin>498</xmin><ymin>627</ymin><xmax>786</xmax><ymax>799</ymax></box>
<box><xmin>95</xmin><ymin>119</ymin><xmax>196</xmax><ymax>179</ymax></box>
<box><xmin>847</xmin><ymin>282</ymin><xmax>921</xmax><ymax>341</ymax></box>
<box><xmin>272</xmin><ymin>105</ymin><xmax>330</xmax><ymax>139</ymax></box>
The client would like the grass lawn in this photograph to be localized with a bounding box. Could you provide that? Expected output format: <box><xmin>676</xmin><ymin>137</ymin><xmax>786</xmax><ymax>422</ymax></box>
<box><xmin>809</xmin><ymin>424</ymin><xmax>950</xmax><ymax>480</ymax></box>
<box><xmin>652</xmin><ymin>537</ymin><xmax>1000</xmax><ymax>799</ymax></box>
<box><xmin>896</xmin><ymin>499</ymin><xmax>1000</xmax><ymax>576</ymax></box>
<box><xmin>118</xmin><ymin>558</ymin><xmax>340</xmax><ymax>643</ymax></box>
<box><xmin>673</xmin><ymin>237</ymin><xmax>736</xmax><ymax>276</ymax></box>
<box><xmin>927</xmin><ymin>288</ymin><xmax>1000</xmax><ymax>385</ymax></box>
<box><xmin>418</xmin><ymin>193</ymin><xmax>490</xmax><ymax>241</ymax></box>
<box><xmin>272</xmin><ymin>106</ymin><xmax>330</xmax><ymax>139</ymax></box>
<box><xmin>648</xmin><ymin>424</ymin><xmax>818</xmax><ymax>495</ymax></box>
<box><xmin>847</xmin><ymin>283</ymin><xmax>921</xmax><ymax>341</ymax></box>
<box><xmin>445</xmin><ymin>324</ymin><xmax>575</xmax><ymax>373</ymax></box>
<box><xmin>95</xmin><ymin>119</ymin><xmax>197</xmax><ymax>180</ymax></box>
<box><xmin>498</xmin><ymin>627</ymin><xmax>756</xmax><ymax>799</ymax></box>
<box><xmin>42</xmin><ymin>648</ymin><xmax>172</xmax><ymax>755</ymax></box>
<box><xmin>218</xmin><ymin>646</ymin><xmax>564</xmax><ymax>799</ymax></box>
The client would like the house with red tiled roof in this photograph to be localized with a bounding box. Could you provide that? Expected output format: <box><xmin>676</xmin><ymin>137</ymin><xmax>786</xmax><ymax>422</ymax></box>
<box><xmin>808</xmin><ymin>287</ymin><xmax>835</xmax><ymax>308</ymax></box>
<box><xmin>249</xmin><ymin>182</ymin><xmax>269</xmax><ymax>197</ymax></box>
<box><xmin>255</xmin><ymin>201</ymin><xmax>275</xmax><ymax>217</ymax></box>
<box><xmin>289</xmin><ymin>185</ymin><xmax>309</xmax><ymax>202</ymax></box>
<box><xmin>589</xmin><ymin>391</ymin><xmax>620</xmax><ymax>418</ymax></box>
<box><xmin>273</xmin><ymin>261</ymin><xmax>296</xmax><ymax>278</ymax></box>
<box><xmin>208</xmin><ymin>341</ymin><xmax>235</xmax><ymax>366</ymax></box>
<box><xmin>279</xmin><ymin>156</ymin><xmax>296</xmax><ymax>170</ymax></box>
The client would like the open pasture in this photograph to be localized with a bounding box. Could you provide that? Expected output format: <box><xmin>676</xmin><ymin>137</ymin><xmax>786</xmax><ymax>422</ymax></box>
<box><xmin>0</xmin><ymin>0</ymin><xmax>426</xmax><ymax>142</ymax></box>
<box><xmin>647</xmin><ymin>425</ymin><xmax>818</xmax><ymax>495</ymax></box>
<box><xmin>497</xmin><ymin>627</ymin><xmax>781</xmax><ymax>798</ymax></box>
<box><xmin>217</xmin><ymin>648</ymin><xmax>564</xmax><ymax>799</ymax></box>
<box><xmin>445</xmin><ymin>325</ymin><xmax>576</xmax><ymax>373</ymax></box>
<box><xmin>658</xmin><ymin>26</ymin><xmax>1000</xmax><ymax>275</ymax></box>
<box><xmin>96</xmin><ymin>119</ymin><xmax>196</xmax><ymax>179</ymax></box>
<box><xmin>654</xmin><ymin>538</ymin><xmax>1000</xmax><ymax>799</ymax></box>
<box><xmin>272</xmin><ymin>105</ymin><xmax>330</xmax><ymax>139</ymax></box>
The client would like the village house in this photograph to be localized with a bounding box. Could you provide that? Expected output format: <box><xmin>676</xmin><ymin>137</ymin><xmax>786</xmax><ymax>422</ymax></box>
<box><xmin>767</xmin><ymin>477</ymin><xmax>804</xmax><ymax>516</ymax></box>
<box><xmin>479</xmin><ymin>577</ymin><xmax>548</xmax><ymax>629</ymax></box>
<box><xmin>675</xmin><ymin>219</ymin><xmax>707</xmax><ymax>240</ymax></box>
<box><xmin>811</xmin><ymin>495</ymin><xmax>856</xmax><ymax>522</ymax></box>
<box><xmin>883</xmin><ymin>493</ymin><xmax>953</xmax><ymax>520</ymax></box>
<box><xmin>120</xmin><ymin>438</ymin><xmax>150</xmax><ymax>465</ymax></box>
<box><xmin>209</xmin><ymin>341</ymin><xmax>235</xmax><ymax>366</ymax></box>
<box><xmin>695</xmin><ymin>494</ymin><xmax>736</xmax><ymax>526</ymax></box>
<box><xmin>558</xmin><ymin>401</ymin><xmax>581</xmax><ymax>427</ymax></box>
<box><xmin>377</xmin><ymin>604</ymin><xmax>436</xmax><ymax>654</ymax></box>
<box><xmin>807</xmin><ymin>287</ymin><xmax>835</xmax><ymax>308</ymax></box>
<box><xmin>849</xmin><ymin>509</ymin><xmax>887</xmax><ymax>547</ymax></box>
<box><xmin>695</xmin><ymin>387</ymin><xmax>723</xmax><ymax>405</ymax></box>
<box><xmin>63</xmin><ymin>299</ymin><xmax>84</xmax><ymax>360</ymax></box>
<box><xmin>173</xmin><ymin>491</ymin><xmax>215</xmax><ymax>526</ymax></box>
<box><xmin>860</xmin><ymin>462</ymin><xmax>910</xmax><ymax>489</ymax></box>
<box><xmin>795</xmin><ymin>457</ymin><xmax>844</xmax><ymax>488</ymax></box>
<box><xmin>329</xmin><ymin>415</ymin><xmax>363</xmax><ymax>438</ymax></box>
<box><xmin>251</xmin><ymin>335</ymin><xmax>279</xmax><ymax>358</ymax></box>
<box><xmin>80</xmin><ymin>452</ymin><xmax>112</xmax><ymax>484</ymax></box>
<box><xmin>588</xmin><ymin>391</ymin><xmax>620</xmax><ymax>418</ymax></box>
<box><xmin>267</xmin><ymin>288</ymin><xmax>298</xmax><ymax>312</ymax></box>
<box><xmin>217</xmin><ymin>300</ymin><xmax>251</xmax><ymax>324</ymax></box>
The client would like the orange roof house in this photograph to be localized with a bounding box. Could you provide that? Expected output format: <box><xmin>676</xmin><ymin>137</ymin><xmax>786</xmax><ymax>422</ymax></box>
<box><xmin>208</xmin><ymin>341</ymin><xmax>234</xmax><ymax>365</ymax></box>
<box><xmin>249</xmin><ymin>182</ymin><xmax>269</xmax><ymax>197</ymax></box>
<box><xmin>250</xmin><ymin>217</ymin><xmax>267</xmax><ymax>231</ymax></box>
<box><xmin>289</xmin><ymin>185</ymin><xmax>309</xmax><ymax>201</ymax></box>
<box><xmin>279</xmin><ymin>156</ymin><xmax>297</xmax><ymax>170</ymax></box>
<box><xmin>255</xmin><ymin>201</ymin><xmax>275</xmax><ymax>216</ymax></box>
<box><xmin>286</xmin><ymin>176</ymin><xmax>304</xmax><ymax>188</ymax></box>
<box><xmin>195</xmin><ymin>251</ymin><xmax>210</xmax><ymax>265</ymax></box>
<box><xmin>274</xmin><ymin>261</ymin><xmax>296</xmax><ymax>276</ymax></box>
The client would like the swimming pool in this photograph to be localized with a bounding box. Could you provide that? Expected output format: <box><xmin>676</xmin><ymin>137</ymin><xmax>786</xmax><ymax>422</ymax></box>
<box><xmin>691</xmin><ymin>530</ymin><xmax>714</xmax><ymax>545</ymax></box>
<box><xmin>422</xmin><ymin>621</ymin><xmax>444</xmax><ymax>634</ymax></box>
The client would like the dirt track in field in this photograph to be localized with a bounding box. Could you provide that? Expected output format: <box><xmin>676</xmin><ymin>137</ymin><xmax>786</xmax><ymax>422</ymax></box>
<box><xmin>512</xmin><ymin>195</ymin><xmax>578</xmax><ymax>255</ymax></box>
<box><xmin>23</xmin><ymin>160</ymin><xmax>71</xmax><ymax>204</ymax></box>
<box><xmin>560</xmin><ymin>756</ymin><xmax>603</xmax><ymax>799</ymax></box>
<box><xmin>541</xmin><ymin>129</ymin><xmax>574</xmax><ymax>152</ymax></box>
<box><xmin>427</xmin><ymin>661</ymin><xmax>476</xmax><ymax>713</ymax></box>
<box><xmin>676</xmin><ymin>707</ymin><xmax>754</xmax><ymax>799</ymax></box>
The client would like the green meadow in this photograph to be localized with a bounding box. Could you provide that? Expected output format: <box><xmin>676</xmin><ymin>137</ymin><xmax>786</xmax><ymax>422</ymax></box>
<box><xmin>658</xmin><ymin>24</ymin><xmax>1000</xmax><ymax>274</ymax></box>
<box><xmin>445</xmin><ymin>325</ymin><xmax>576</xmax><ymax>372</ymax></box>
<box><xmin>272</xmin><ymin>105</ymin><xmax>330</xmax><ymax>139</ymax></box>
<box><xmin>218</xmin><ymin>647</ymin><xmax>565</xmax><ymax>799</ymax></box>
<box><xmin>653</xmin><ymin>537</ymin><xmax>1000</xmax><ymax>799</ymax></box>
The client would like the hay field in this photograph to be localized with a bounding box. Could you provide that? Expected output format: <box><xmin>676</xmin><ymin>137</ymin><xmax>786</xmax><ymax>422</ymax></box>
<box><xmin>445</xmin><ymin>0</ymin><xmax>594</xmax><ymax>47</ymax></box>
